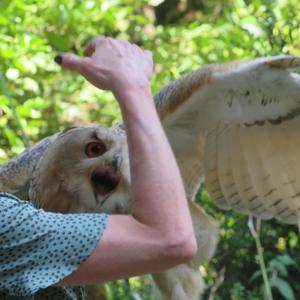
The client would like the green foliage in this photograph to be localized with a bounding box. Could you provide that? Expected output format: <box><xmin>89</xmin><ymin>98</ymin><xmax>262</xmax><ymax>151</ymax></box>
<box><xmin>1</xmin><ymin>0</ymin><xmax>300</xmax><ymax>299</ymax></box>
<box><xmin>198</xmin><ymin>182</ymin><xmax>300</xmax><ymax>300</ymax></box>
<box><xmin>106</xmin><ymin>278</ymin><xmax>156</xmax><ymax>300</ymax></box>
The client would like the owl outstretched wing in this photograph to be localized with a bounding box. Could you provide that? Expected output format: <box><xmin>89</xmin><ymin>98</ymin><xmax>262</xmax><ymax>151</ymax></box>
<box><xmin>155</xmin><ymin>55</ymin><xmax>300</xmax><ymax>224</ymax></box>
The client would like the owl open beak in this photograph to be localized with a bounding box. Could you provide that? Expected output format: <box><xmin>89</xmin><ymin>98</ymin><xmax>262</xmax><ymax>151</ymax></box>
<box><xmin>91</xmin><ymin>168</ymin><xmax>121</xmax><ymax>206</ymax></box>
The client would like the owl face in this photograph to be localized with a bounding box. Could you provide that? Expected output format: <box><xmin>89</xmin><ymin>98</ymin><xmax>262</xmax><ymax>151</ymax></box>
<box><xmin>31</xmin><ymin>126</ymin><xmax>132</xmax><ymax>214</ymax></box>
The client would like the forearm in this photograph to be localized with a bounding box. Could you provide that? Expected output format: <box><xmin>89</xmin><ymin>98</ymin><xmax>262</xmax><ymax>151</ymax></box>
<box><xmin>56</xmin><ymin>38</ymin><xmax>197</xmax><ymax>285</ymax></box>
<box><xmin>57</xmin><ymin>86</ymin><xmax>197</xmax><ymax>286</ymax></box>
<box><xmin>115</xmin><ymin>85</ymin><xmax>195</xmax><ymax>245</ymax></box>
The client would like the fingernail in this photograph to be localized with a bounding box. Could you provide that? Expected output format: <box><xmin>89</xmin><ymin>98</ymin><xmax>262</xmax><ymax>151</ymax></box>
<box><xmin>54</xmin><ymin>54</ymin><xmax>63</xmax><ymax>65</ymax></box>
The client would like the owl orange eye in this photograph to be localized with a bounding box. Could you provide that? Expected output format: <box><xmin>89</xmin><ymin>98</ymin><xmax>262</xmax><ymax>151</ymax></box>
<box><xmin>85</xmin><ymin>142</ymin><xmax>106</xmax><ymax>158</ymax></box>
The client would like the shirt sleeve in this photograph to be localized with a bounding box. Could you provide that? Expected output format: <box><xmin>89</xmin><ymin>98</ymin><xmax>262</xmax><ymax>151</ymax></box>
<box><xmin>0</xmin><ymin>193</ymin><xmax>108</xmax><ymax>297</ymax></box>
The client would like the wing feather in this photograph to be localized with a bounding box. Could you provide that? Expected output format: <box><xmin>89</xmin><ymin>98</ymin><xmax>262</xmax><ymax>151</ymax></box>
<box><xmin>206</xmin><ymin>119</ymin><xmax>300</xmax><ymax>223</ymax></box>
<box><xmin>156</xmin><ymin>55</ymin><xmax>300</xmax><ymax>223</ymax></box>
<box><xmin>270</xmin><ymin>119</ymin><xmax>300</xmax><ymax>221</ymax></box>
<box><xmin>216</xmin><ymin>125</ymin><xmax>236</xmax><ymax>208</ymax></box>
<box><xmin>227</xmin><ymin>126</ymin><xmax>251</xmax><ymax>214</ymax></box>
<box><xmin>0</xmin><ymin>133</ymin><xmax>59</xmax><ymax>198</ymax></box>
<box><xmin>204</xmin><ymin>125</ymin><xmax>227</xmax><ymax>208</ymax></box>
<box><xmin>239</xmin><ymin>125</ymin><xmax>286</xmax><ymax>220</ymax></box>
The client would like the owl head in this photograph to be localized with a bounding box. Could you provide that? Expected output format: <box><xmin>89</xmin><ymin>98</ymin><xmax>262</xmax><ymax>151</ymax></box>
<box><xmin>30</xmin><ymin>125</ymin><xmax>132</xmax><ymax>214</ymax></box>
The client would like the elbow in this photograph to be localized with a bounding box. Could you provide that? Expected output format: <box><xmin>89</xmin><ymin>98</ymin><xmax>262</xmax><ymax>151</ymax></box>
<box><xmin>175</xmin><ymin>234</ymin><xmax>198</xmax><ymax>263</ymax></box>
<box><xmin>162</xmin><ymin>233</ymin><xmax>198</xmax><ymax>265</ymax></box>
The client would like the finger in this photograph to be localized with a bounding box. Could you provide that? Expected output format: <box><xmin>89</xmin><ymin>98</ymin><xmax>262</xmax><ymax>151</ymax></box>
<box><xmin>55</xmin><ymin>53</ymin><xmax>91</xmax><ymax>74</ymax></box>
<box><xmin>84</xmin><ymin>36</ymin><xmax>108</xmax><ymax>57</ymax></box>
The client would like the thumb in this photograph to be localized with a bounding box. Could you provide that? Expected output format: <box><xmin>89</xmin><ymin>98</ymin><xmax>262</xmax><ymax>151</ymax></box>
<box><xmin>54</xmin><ymin>53</ymin><xmax>91</xmax><ymax>74</ymax></box>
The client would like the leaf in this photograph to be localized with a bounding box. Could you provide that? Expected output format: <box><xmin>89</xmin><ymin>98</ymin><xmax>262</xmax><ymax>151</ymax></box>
<box><xmin>269</xmin><ymin>260</ymin><xmax>288</xmax><ymax>276</ymax></box>
<box><xmin>240</xmin><ymin>16</ymin><xmax>264</xmax><ymax>38</ymax></box>
<box><xmin>270</xmin><ymin>278</ymin><xmax>295</xmax><ymax>300</ymax></box>
<box><xmin>0</xmin><ymin>0</ymin><xmax>10</xmax><ymax>11</ymax></box>
<box><xmin>249</xmin><ymin>270</ymin><xmax>262</xmax><ymax>283</ymax></box>
<box><xmin>46</xmin><ymin>32</ymin><xmax>73</xmax><ymax>51</ymax></box>
<box><xmin>277</xmin><ymin>254</ymin><xmax>295</xmax><ymax>266</ymax></box>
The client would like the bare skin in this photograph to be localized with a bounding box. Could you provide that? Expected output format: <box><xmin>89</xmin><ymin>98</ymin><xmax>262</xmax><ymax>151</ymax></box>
<box><xmin>56</xmin><ymin>37</ymin><xmax>197</xmax><ymax>286</ymax></box>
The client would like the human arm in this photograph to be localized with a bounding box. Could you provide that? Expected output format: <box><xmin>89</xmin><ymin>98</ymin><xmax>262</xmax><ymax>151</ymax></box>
<box><xmin>55</xmin><ymin>37</ymin><xmax>197</xmax><ymax>285</ymax></box>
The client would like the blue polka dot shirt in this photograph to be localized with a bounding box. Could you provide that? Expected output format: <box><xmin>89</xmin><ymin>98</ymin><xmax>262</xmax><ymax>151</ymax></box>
<box><xmin>0</xmin><ymin>193</ymin><xmax>108</xmax><ymax>299</ymax></box>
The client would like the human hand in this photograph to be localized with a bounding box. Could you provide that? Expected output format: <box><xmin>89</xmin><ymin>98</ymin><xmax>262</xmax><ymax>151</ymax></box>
<box><xmin>55</xmin><ymin>37</ymin><xmax>153</xmax><ymax>95</ymax></box>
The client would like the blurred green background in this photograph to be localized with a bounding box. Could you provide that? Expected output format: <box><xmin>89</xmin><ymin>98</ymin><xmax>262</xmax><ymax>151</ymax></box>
<box><xmin>1</xmin><ymin>0</ymin><xmax>300</xmax><ymax>299</ymax></box>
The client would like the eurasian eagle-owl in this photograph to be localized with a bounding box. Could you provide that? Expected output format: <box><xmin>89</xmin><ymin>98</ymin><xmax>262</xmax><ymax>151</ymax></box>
<box><xmin>1</xmin><ymin>55</ymin><xmax>300</xmax><ymax>300</ymax></box>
